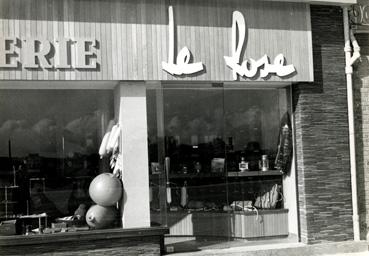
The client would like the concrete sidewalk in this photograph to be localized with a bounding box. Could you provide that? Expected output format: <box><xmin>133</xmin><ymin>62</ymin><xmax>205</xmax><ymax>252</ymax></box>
<box><xmin>171</xmin><ymin>250</ymin><xmax>369</xmax><ymax>256</ymax></box>
<box><xmin>322</xmin><ymin>253</ymin><xmax>369</xmax><ymax>256</ymax></box>
<box><xmin>166</xmin><ymin>240</ymin><xmax>368</xmax><ymax>256</ymax></box>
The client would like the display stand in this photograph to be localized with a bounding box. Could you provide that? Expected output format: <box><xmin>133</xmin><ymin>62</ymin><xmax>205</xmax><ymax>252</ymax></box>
<box><xmin>19</xmin><ymin>213</ymin><xmax>48</xmax><ymax>234</ymax></box>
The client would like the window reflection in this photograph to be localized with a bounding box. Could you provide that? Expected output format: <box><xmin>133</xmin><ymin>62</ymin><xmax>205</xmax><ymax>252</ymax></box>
<box><xmin>0</xmin><ymin>90</ymin><xmax>113</xmax><ymax>234</ymax></box>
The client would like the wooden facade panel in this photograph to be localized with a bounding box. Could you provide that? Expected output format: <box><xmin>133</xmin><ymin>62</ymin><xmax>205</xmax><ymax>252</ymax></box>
<box><xmin>0</xmin><ymin>0</ymin><xmax>313</xmax><ymax>82</ymax></box>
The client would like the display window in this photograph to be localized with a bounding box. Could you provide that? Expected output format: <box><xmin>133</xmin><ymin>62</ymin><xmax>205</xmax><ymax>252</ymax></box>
<box><xmin>0</xmin><ymin>84</ymin><xmax>294</xmax><ymax>240</ymax></box>
<box><xmin>0</xmin><ymin>89</ymin><xmax>127</xmax><ymax>235</ymax></box>
<box><xmin>147</xmin><ymin>84</ymin><xmax>293</xmax><ymax>241</ymax></box>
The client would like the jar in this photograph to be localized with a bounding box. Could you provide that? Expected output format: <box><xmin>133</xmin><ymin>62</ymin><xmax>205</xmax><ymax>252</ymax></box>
<box><xmin>261</xmin><ymin>155</ymin><xmax>269</xmax><ymax>171</ymax></box>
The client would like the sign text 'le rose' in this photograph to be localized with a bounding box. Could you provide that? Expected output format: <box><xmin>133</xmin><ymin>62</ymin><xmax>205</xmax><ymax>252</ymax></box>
<box><xmin>162</xmin><ymin>6</ymin><xmax>296</xmax><ymax>80</ymax></box>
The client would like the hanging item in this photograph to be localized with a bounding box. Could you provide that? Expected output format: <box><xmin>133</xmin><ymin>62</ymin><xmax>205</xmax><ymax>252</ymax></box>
<box><xmin>88</xmin><ymin>173</ymin><xmax>123</xmax><ymax>207</ymax></box>
<box><xmin>165</xmin><ymin>157</ymin><xmax>171</xmax><ymax>205</ymax></box>
<box><xmin>275</xmin><ymin>112</ymin><xmax>292</xmax><ymax>174</ymax></box>
<box><xmin>86</xmin><ymin>172</ymin><xmax>122</xmax><ymax>229</ymax></box>
<box><xmin>166</xmin><ymin>186</ymin><xmax>172</xmax><ymax>205</ymax></box>
<box><xmin>98</xmin><ymin>120</ymin><xmax>123</xmax><ymax>178</ymax></box>
<box><xmin>85</xmin><ymin>205</ymin><xmax>118</xmax><ymax>229</ymax></box>
<box><xmin>180</xmin><ymin>181</ymin><xmax>188</xmax><ymax>208</ymax></box>
<box><xmin>98</xmin><ymin>120</ymin><xmax>115</xmax><ymax>158</ymax></box>
<box><xmin>254</xmin><ymin>184</ymin><xmax>281</xmax><ymax>209</ymax></box>
<box><xmin>85</xmin><ymin>121</ymin><xmax>123</xmax><ymax>230</ymax></box>
<box><xmin>112</xmin><ymin>154</ymin><xmax>123</xmax><ymax>177</ymax></box>
<box><xmin>106</xmin><ymin>124</ymin><xmax>121</xmax><ymax>153</ymax></box>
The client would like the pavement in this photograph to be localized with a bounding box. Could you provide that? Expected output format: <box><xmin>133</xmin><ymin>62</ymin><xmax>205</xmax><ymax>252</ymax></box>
<box><xmin>169</xmin><ymin>249</ymin><xmax>369</xmax><ymax>256</ymax></box>
<box><xmin>320</xmin><ymin>253</ymin><xmax>369</xmax><ymax>256</ymax></box>
<box><xmin>164</xmin><ymin>237</ymin><xmax>369</xmax><ymax>256</ymax></box>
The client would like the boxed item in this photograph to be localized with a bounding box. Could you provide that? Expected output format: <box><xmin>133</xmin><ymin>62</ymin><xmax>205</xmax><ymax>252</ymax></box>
<box><xmin>0</xmin><ymin>219</ymin><xmax>17</xmax><ymax>235</ymax></box>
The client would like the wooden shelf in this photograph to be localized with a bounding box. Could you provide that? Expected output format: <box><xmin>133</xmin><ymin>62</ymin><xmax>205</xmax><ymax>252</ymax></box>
<box><xmin>0</xmin><ymin>186</ymin><xmax>19</xmax><ymax>189</ymax></box>
<box><xmin>165</xmin><ymin>208</ymin><xmax>288</xmax><ymax>215</ymax></box>
<box><xmin>0</xmin><ymin>201</ymin><xmax>17</xmax><ymax>204</ymax></box>
<box><xmin>227</xmin><ymin>170</ymin><xmax>282</xmax><ymax>177</ymax></box>
<box><xmin>169</xmin><ymin>173</ymin><xmax>225</xmax><ymax>179</ymax></box>
<box><xmin>150</xmin><ymin>170</ymin><xmax>282</xmax><ymax>179</ymax></box>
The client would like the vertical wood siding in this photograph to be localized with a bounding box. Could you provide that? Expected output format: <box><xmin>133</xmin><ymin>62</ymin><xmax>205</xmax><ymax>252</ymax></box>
<box><xmin>0</xmin><ymin>0</ymin><xmax>313</xmax><ymax>82</ymax></box>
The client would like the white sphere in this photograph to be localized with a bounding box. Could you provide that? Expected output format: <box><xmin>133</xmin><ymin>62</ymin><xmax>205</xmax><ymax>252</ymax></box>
<box><xmin>85</xmin><ymin>204</ymin><xmax>118</xmax><ymax>229</ymax></box>
<box><xmin>89</xmin><ymin>173</ymin><xmax>122</xmax><ymax>206</ymax></box>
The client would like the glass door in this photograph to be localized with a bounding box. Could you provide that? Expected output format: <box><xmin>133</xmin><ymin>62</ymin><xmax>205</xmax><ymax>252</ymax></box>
<box><xmin>147</xmin><ymin>84</ymin><xmax>230</xmax><ymax>239</ymax></box>
<box><xmin>147</xmin><ymin>83</ymin><xmax>291</xmax><ymax>246</ymax></box>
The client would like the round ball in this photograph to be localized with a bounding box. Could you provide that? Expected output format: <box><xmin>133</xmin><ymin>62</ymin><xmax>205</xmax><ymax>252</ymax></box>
<box><xmin>89</xmin><ymin>173</ymin><xmax>122</xmax><ymax>206</ymax></box>
<box><xmin>85</xmin><ymin>204</ymin><xmax>118</xmax><ymax>229</ymax></box>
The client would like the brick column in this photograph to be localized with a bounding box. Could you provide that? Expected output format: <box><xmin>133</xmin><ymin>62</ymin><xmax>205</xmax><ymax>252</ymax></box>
<box><xmin>293</xmin><ymin>6</ymin><xmax>354</xmax><ymax>244</ymax></box>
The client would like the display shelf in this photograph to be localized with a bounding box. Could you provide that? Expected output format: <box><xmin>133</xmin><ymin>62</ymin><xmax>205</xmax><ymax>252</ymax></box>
<box><xmin>151</xmin><ymin>170</ymin><xmax>282</xmax><ymax>179</ymax></box>
<box><xmin>150</xmin><ymin>172</ymin><xmax>224</xmax><ymax>179</ymax></box>
<box><xmin>169</xmin><ymin>172</ymin><xmax>225</xmax><ymax>179</ymax></box>
<box><xmin>0</xmin><ymin>185</ymin><xmax>19</xmax><ymax>189</ymax></box>
<box><xmin>164</xmin><ymin>208</ymin><xmax>287</xmax><ymax>215</ymax></box>
<box><xmin>227</xmin><ymin>170</ymin><xmax>282</xmax><ymax>177</ymax></box>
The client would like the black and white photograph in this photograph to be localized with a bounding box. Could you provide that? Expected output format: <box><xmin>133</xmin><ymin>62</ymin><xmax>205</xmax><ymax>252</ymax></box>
<box><xmin>0</xmin><ymin>0</ymin><xmax>368</xmax><ymax>255</ymax></box>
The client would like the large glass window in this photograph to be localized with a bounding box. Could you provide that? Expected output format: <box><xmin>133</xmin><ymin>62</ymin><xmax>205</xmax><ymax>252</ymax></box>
<box><xmin>0</xmin><ymin>89</ymin><xmax>116</xmax><ymax>234</ymax></box>
<box><xmin>147</xmin><ymin>84</ymin><xmax>291</xmax><ymax>247</ymax></box>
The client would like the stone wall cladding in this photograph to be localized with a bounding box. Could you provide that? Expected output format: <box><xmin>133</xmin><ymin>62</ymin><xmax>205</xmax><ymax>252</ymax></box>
<box><xmin>293</xmin><ymin>6</ymin><xmax>354</xmax><ymax>244</ymax></box>
<box><xmin>353</xmin><ymin>33</ymin><xmax>369</xmax><ymax>240</ymax></box>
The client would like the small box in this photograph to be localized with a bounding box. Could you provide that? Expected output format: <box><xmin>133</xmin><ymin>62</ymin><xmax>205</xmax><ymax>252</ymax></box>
<box><xmin>52</xmin><ymin>222</ymin><xmax>67</xmax><ymax>229</ymax></box>
<box><xmin>150</xmin><ymin>162</ymin><xmax>161</xmax><ymax>174</ymax></box>
<box><xmin>211</xmin><ymin>158</ymin><xmax>225</xmax><ymax>173</ymax></box>
<box><xmin>0</xmin><ymin>219</ymin><xmax>17</xmax><ymax>235</ymax></box>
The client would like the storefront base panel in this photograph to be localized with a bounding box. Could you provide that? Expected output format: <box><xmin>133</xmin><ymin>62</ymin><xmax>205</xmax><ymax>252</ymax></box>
<box><xmin>0</xmin><ymin>227</ymin><xmax>168</xmax><ymax>256</ymax></box>
<box><xmin>153</xmin><ymin>209</ymin><xmax>288</xmax><ymax>239</ymax></box>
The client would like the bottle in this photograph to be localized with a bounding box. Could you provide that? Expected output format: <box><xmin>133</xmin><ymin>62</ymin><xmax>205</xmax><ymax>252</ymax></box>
<box><xmin>180</xmin><ymin>181</ymin><xmax>188</xmax><ymax>208</ymax></box>
<box><xmin>194</xmin><ymin>162</ymin><xmax>201</xmax><ymax>173</ymax></box>
<box><xmin>239</xmin><ymin>157</ymin><xmax>249</xmax><ymax>172</ymax></box>
<box><xmin>227</xmin><ymin>137</ymin><xmax>234</xmax><ymax>152</ymax></box>
<box><xmin>261</xmin><ymin>155</ymin><xmax>269</xmax><ymax>171</ymax></box>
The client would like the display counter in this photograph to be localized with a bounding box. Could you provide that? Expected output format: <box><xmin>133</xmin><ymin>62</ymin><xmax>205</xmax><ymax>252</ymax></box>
<box><xmin>152</xmin><ymin>209</ymin><xmax>288</xmax><ymax>239</ymax></box>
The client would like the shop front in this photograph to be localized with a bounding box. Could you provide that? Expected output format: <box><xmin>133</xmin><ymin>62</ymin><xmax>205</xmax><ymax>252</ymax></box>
<box><xmin>0</xmin><ymin>0</ymin><xmax>360</xmax><ymax>255</ymax></box>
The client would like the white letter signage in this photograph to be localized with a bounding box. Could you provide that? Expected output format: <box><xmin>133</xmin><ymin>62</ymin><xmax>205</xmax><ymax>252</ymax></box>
<box><xmin>162</xmin><ymin>6</ymin><xmax>204</xmax><ymax>75</ymax></box>
<box><xmin>54</xmin><ymin>38</ymin><xmax>70</xmax><ymax>69</ymax></box>
<box><xmin>75</xmin><ymin>38</ymin><xmax>98</xmax><ymax>69</ymax></box>
<box><xmin>224</xmin><ymin>11</ymin><xmax>295</xmax><ymax>80</ymax></box>
<box><xmin>0</xmin><ymin>37</ymin><xmax>99</xmax><ymax>70</ymax></box>
<box><xmin>0</xmin><ymin>37</ymin><xmax>18</xmax><ymax>68</ymax></box>
<box><xmin>23</xmin><ymin>38</ymin><xmax>53</xmax><ymax>69</ymax></box>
